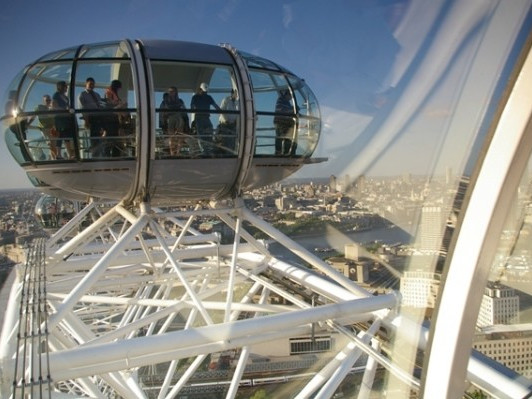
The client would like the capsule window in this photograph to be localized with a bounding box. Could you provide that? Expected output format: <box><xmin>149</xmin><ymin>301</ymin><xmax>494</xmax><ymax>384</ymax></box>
<box><xmin>19</xmin><ymin>63</ymin><xmax>73</xmax><ymax>113</ymax></box>
<box><xmin>74</xmin><ymin>61</ymin><xmax>137</xmax><ymax>159</ymax></box>
<box><xmin>78</xmin><ymin>42</ymin><xmax>130</xmax><ymax>59</ymax></box>
<box><xmin>151</xmin><ymin>61</ymin><xmax>239</xmax><ymax>158</ymax></box>
<box><xmin>8</xmin><ymin>63</ymin><xmax>74</xmax><ymax>162</ymax></box>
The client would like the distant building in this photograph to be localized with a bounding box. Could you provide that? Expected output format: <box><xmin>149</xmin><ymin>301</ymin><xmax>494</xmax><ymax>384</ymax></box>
<box><xmin>275</xmin><ymin>196</ymin><xmax>296</xmax><ymax>211</ymax></box>
<box><xmin>342</xmin><ymin>244</ymin><xmax>370</xmax><ymax>283</ymax></box>
<box><xmin>262</xmin><ymin>195</ymin><xmax>276</xmax><ymax>207</ymax></box>
<box><xmin>0</xmin><ymin>231</ymin><xmax>15</xmax><ymax>246</ymax></box>
<box><xmin>353</xmin><ymin>263</ymin><xmax>370</xmax><ymax>284</ymax></box>
<box><xmin>250</xmin><ymin>331</ymin><xmax>334</xmax><ymax>358</ymax></box>
<box><xmin>329</xmin><ymin>175</ymin><xmax>337</xmax><ymax>192</ymax></box>
<box><xmin>476</xmin><ymin>282</ymin><xmax>520</xmax><ymax>328</ymax></box>
<box><xmin>355</xmin><ymin>174</ymin><xmax>366</xmax><ymax>192</ymax></box>
<box><xmin>344</xmin><ymin>174</ymin><xmax>351</xmax><ymax>193</ymax></box>
<box><xmin>400</xmin><ymin>271</ymin><xmax>441</xmax><ymax>308</ymax></box>
<box><xmin>419</xmin><ymin>206</ymin><xmax>445</xmax><ymax>253</ymax></box>
<box><xmin>473</xmin><ymin>324</ymin><xmax>532</xmax><ymax>379</ymax></box>
<box><xmin>345</xmin><ymin>243</ymin><xmax>361</xmax><ymax>261</ymax></box>
<box><xmin>445</xmin><ymin>167</ymin><xmax>453</xmax><ymax>185</ymax></box>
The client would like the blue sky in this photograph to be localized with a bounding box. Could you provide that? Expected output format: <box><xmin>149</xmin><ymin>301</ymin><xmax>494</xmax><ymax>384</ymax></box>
<box><xmin>0</xmin><ymin>0</ymin><xmax>528</xmax><ymax>189</ymax></box>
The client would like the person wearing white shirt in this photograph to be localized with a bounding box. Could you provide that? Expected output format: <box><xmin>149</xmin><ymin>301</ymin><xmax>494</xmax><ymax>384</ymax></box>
<box><xmin>217</xmin><ymin>89</ymin><xmax>238</xmax><ymax>154</ymax></box>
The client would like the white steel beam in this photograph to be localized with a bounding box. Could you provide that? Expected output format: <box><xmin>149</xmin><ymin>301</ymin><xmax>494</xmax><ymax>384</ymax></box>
<box><xmin>243</xmin><ymin>207</ymin><xmax>370</xmax><ymax>297</ymax></box>
<box><xmin>48</xmin><ymin>215</ymin><xmax>149</xmax><ymax>331</ymax></box>
<box><xmin>37</xmin><ymin>296</ymin><xmax>395</xmax><ymax>380</ymax></box>
<box><xmin>315</xmin><ymin>320</ymin><xmax>381</xmax><ymax>399</ymax></box>
<box><xmin>423</xmin><ymin>22</ymin><xmax>532</xmax><ymax>399</ymax></box>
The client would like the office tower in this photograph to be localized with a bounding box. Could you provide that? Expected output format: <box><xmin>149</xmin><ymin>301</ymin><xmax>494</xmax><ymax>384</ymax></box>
<box><xmin>476</xmin><ymin>282</ymin><xmax>520</xmax><ymax>328</ymax></box>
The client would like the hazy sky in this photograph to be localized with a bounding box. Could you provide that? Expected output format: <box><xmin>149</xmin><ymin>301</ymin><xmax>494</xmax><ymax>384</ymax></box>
<box><xmin>0</xmin><ymin>0</ymin><xmax>529</xmax><ymax>189</ymax></box>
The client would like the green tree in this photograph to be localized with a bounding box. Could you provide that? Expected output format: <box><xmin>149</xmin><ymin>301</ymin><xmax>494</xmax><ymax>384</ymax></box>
<box><xmin>466</xmin><ymin>390</ymin><xmax>487</xmax><ymax>399</ymax></box>
<box><xmin>249</xmin><ymin>388</ymin><xmax>270</xmax><ymax>399</ymax></box>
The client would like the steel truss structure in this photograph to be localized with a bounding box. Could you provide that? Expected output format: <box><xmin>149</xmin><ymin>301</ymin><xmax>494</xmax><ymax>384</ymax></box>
<box><xmin>1</xmin><ymin>199</ymin><xmax>531</xmax><ymax>398</ymax></box>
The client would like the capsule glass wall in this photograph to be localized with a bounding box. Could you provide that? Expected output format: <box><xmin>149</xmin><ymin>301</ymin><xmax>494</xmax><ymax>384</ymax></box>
<box><xmin>1</xmin><ymin>41</ymin><xmax>137</xmax><ymax>163</ymax></box>
<box><xmin>150</xmin><ymin>60</ymin><xmax>240</xmax><ymax>158</ymax></box>
<box><xmin>74</xmin><ymin>60</ymin><xmax>137</xmax><ymax>159</ymax></box>
<box><xmin>1</xmin><ymin>40</ymin><xmax>321</xmax><ymax>170</ymax></box>
<box><xmin>34</xmin><ymin>194</ymin><xmax>76</xmax><ymax>229</ymax></box>
<box><xmin>240</xmin><ymin>51</ymin><xmax>321</xmax><ymax>157</ymax></box>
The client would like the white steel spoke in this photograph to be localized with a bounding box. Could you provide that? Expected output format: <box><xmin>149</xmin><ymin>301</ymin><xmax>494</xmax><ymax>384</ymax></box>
<box><xmin>5</xmin><ymin>199</ymin><xmax>523</xmax><ymax>398</ymax></box>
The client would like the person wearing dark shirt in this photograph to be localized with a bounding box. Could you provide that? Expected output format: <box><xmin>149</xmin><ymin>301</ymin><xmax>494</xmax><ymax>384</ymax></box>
<box><xmin>52</xmin><ymin>80</ymin><xmax>76</xmax><ymax>159</ymax></box>
<box><xmin>78</xmin><ymin>77</ymin><xmax>105</xmax><ymax>156</ymax></box>
<box><xmin>190</xmin><ymin>83</ymin><xmax>220</xmax><ymax>154</ymax></box>
<box><xmin>274</xmin><ymin>89</ymin><xmax>296</xmax><ymax>156</ymax></box>
<box><xmin>160</xmin><ymin>86</ymin><xmax>188</xmax><ymax>156</ymax></box>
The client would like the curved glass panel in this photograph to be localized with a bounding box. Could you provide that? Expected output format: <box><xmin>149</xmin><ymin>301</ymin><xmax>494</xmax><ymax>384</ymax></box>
<box><xmin>289</xmin><ymin>2</ymin><xmax>532</xmax><ymax>397</ymax></box>
<box><xmin>3</xmin><ymin>117</ymin><xmax>31</xmax><ymax>163</ymax></box>
<box><xmin>288</xmin><ymin>75</ymin><xmax>321</xmax><ymax>156</ymax></box>
<box><xmin>1</xmin><ymin>69</ymin><xmax>25</xmax><ymax>117</ymax></box>
<box><xmin>19</xmin><ymin>63</ymin><xmax>73</xmax><ymax>112</ymax></box>
<box><xmin>249</xmin><ymin>70</ymin><xmax>300</xmax><ymax>156</ymax></box>
<box><xmin>7</xmin><ymin>58</ymin><xmax>138</xmax><ymax>163</ymax></box>
<box><xmin>74</xmin><ymin>60</ymin><xmax>136</xmax><ymax>160</ymax></box>
<box><xmin>16</xmin><ymin>63</ymin><xmax>76</xmax><ymax>160</ymax></box>
<box><xmin>239</xmin><ymin>50</ymin><xmax>291</xmax><ymax>73</ymax></box>
<box><xmin>36</xmin><ymin>47</ymin><xmax>77</xmax><ymax>62</ymax></box>
<box><xmin>466</xmin><ymin>158</ymin><xmax>532</xmax><ymax>395</ymax></box>
<box><xmin>78</xmin><ymin>41</ymin><xmax>130</xmax><ymax>59</ymax></box>
<box><xmin>34</xmin><ymin>194</ymin><xmax>76</xmax><ymax>229</ymax></box>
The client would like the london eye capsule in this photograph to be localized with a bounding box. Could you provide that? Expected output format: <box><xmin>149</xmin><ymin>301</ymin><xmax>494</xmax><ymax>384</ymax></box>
<box><xmin>1</xmin><ymin>39</ymin><xmax>322</xmax><ymax>205</ymax></box>
<box><xmin>34</xmin><ymin>194</ymin><xmax>77</xmax><ymax>230</ymax></box>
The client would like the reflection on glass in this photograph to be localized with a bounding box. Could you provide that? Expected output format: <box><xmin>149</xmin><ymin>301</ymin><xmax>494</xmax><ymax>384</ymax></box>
<box><xmin>2</xmin><ymin>3</ymin><xmax>532</xmax><ymax>394</ymax></box>
<box><xmin>78</xmin><ymin>42</ymin><xmax>130</xmax><ymax>58</ymax></box>
<box><xmin>36</xmin><ymin>48</ymin><xmax>77</xmax><ymax>62</ymax></box>
<box><xmin>19</xmin><ymin>63</ymin><xmax>73</xmax><ymax>113</ymax></box>
<box><xmin>468</xmin><ymin>165</ymin><xmax>532</xmax><ymax>388</ymax></box>
<box><xmin>34</xmin><ymin>194</ymin><xmax>76</xmax><ymax>229</ymax></box>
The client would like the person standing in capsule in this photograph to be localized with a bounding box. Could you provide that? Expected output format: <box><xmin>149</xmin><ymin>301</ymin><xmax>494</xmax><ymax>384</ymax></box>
<box><xmin>78</xmin><ymin>77</ymin><xmax>105</xmax><ymax>157</ymax></box>
<box><xmin>104</xmin><ymin>79</ymin><xmax>127</xmax><ymax>156</ymax></box>
<box><xmin>52</xmin><ymin>81</ymin><xmax>76</xmax><ymax>159</ymax></box>
<box><xmin>190</xmin><ymin>82</ymin><xmax>220</xmax><ymax>154</ymax></box>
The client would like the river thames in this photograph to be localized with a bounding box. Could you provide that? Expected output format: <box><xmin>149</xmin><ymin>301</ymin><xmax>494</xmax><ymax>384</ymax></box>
<box><xmin>268</xmin><ymin>224</ymin><xmax>413</xmax><ymax>263</ymax></box>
